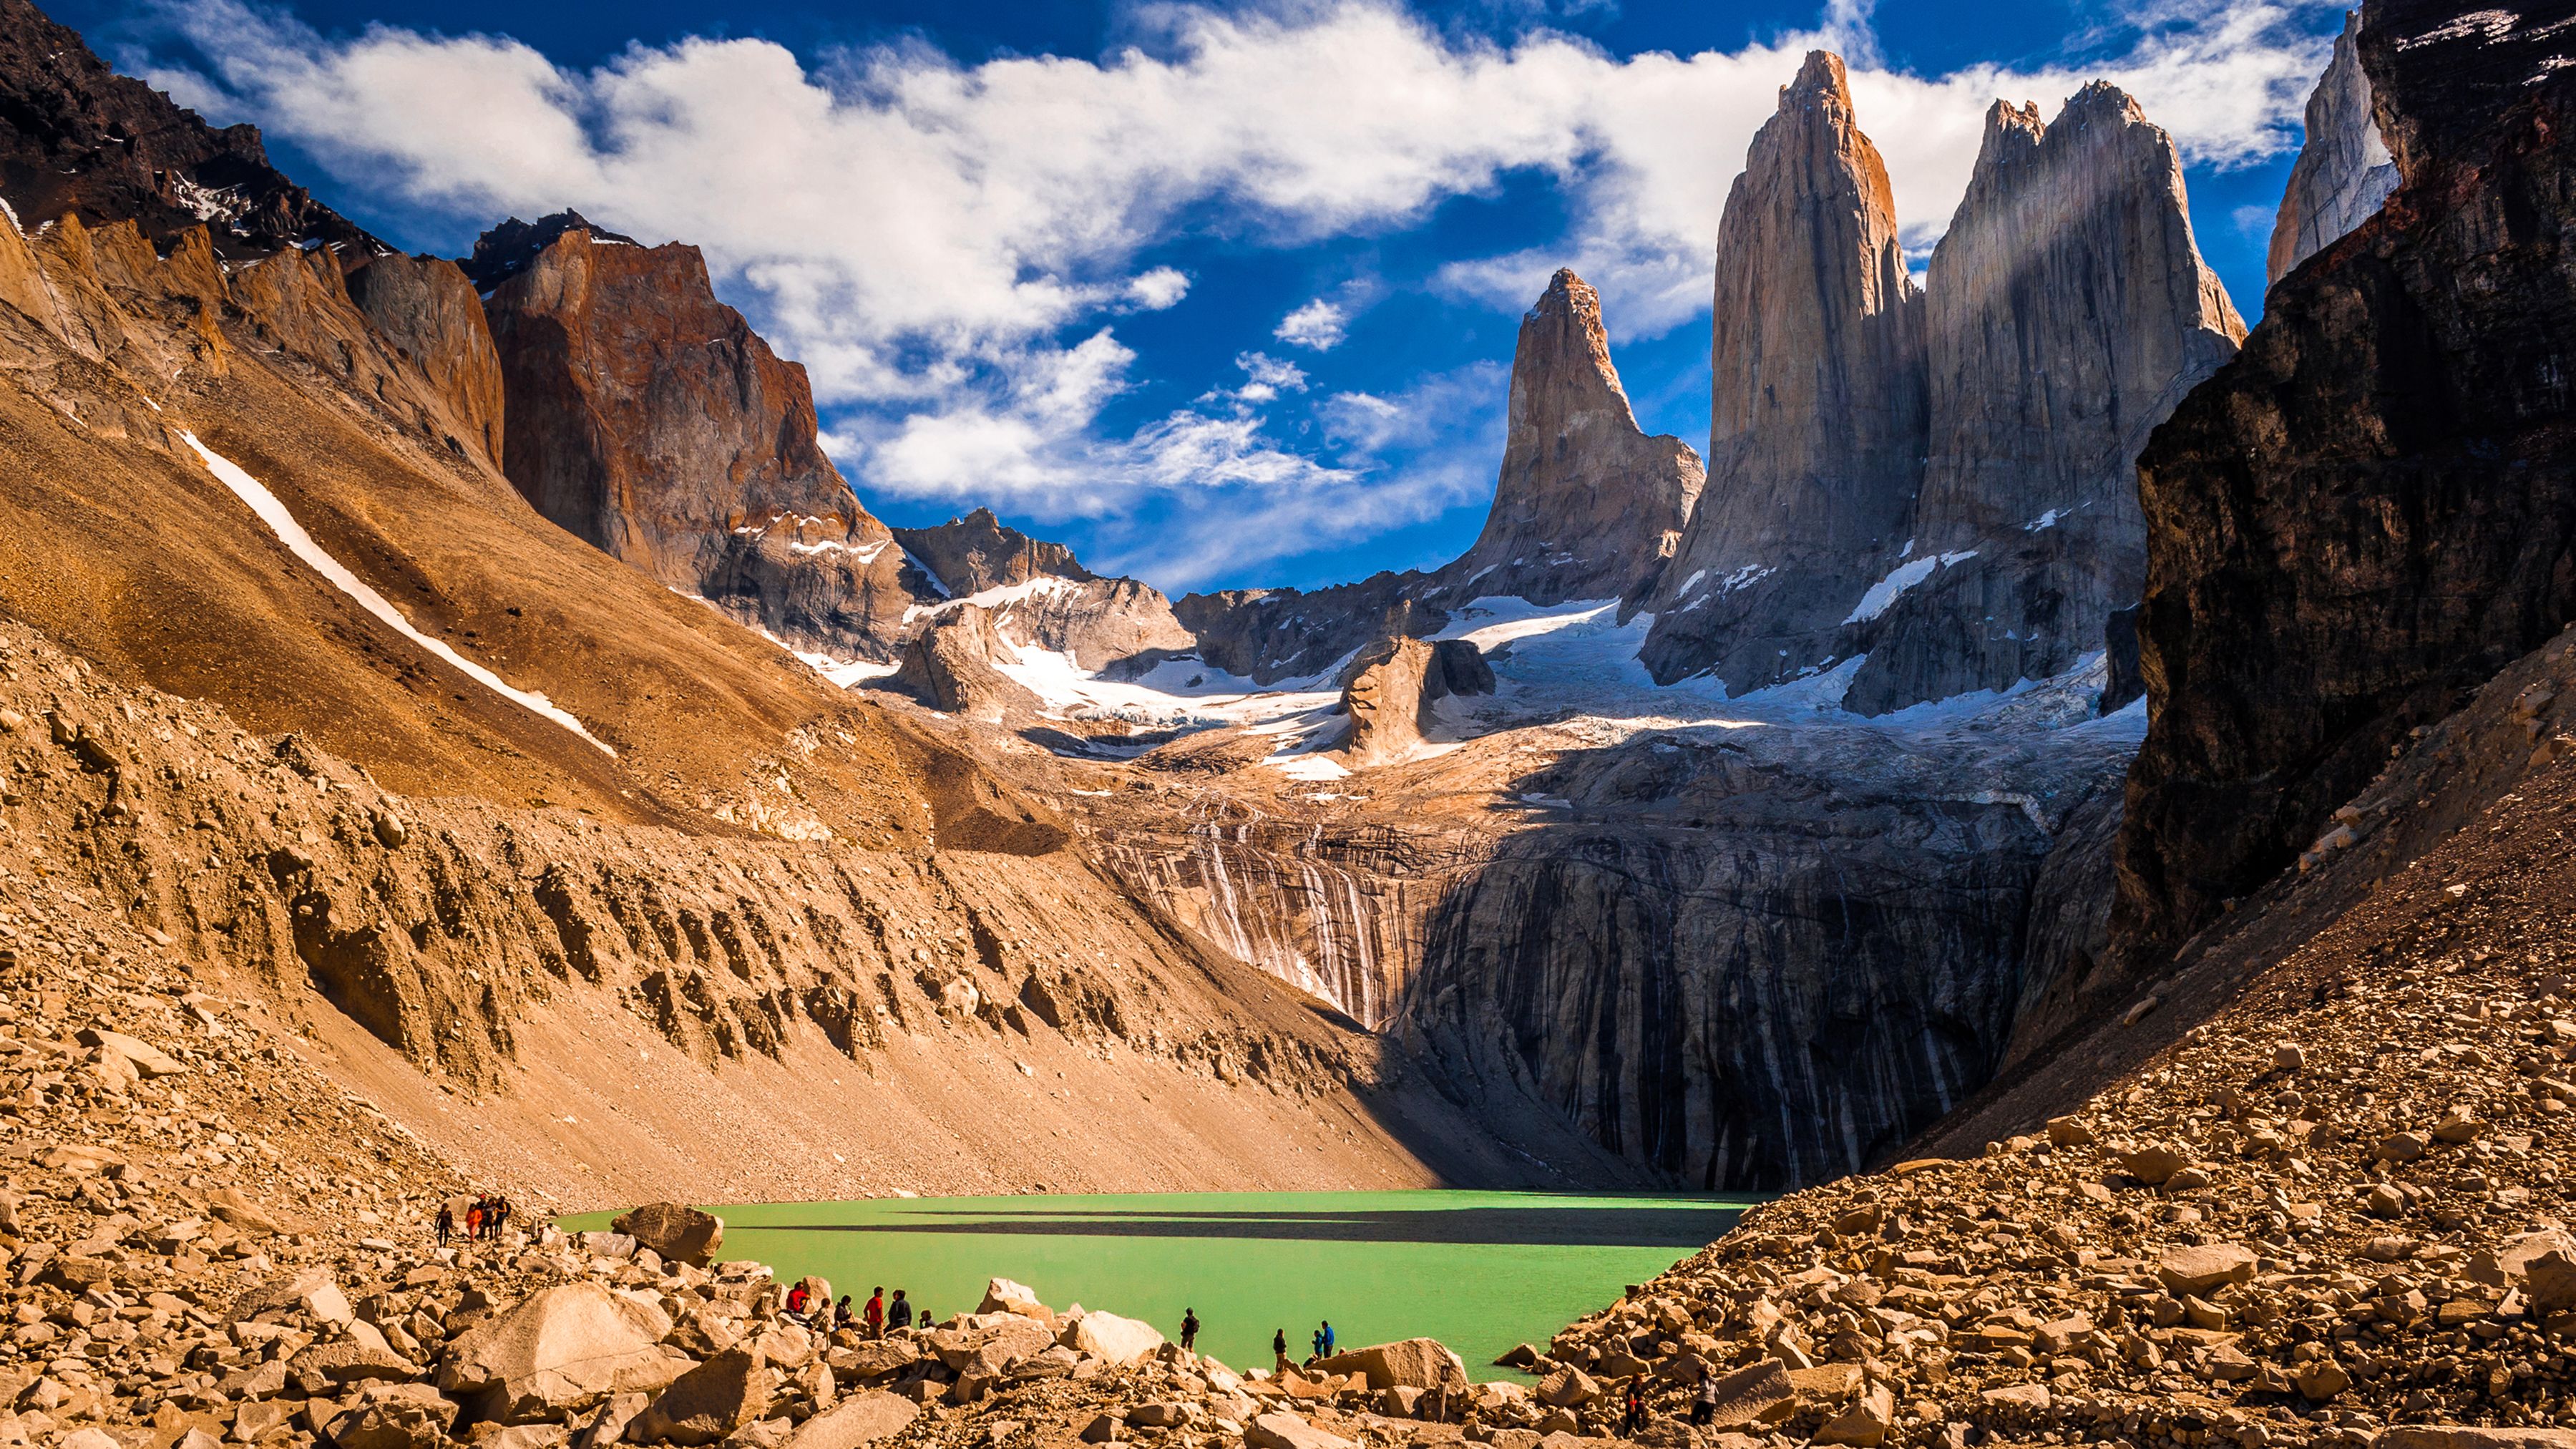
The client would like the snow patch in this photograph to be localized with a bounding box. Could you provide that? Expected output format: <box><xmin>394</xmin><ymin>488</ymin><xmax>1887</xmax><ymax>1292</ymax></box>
<box><xmin>2023</xmin><ymin>508</ymin><xmax>2066</xmax><ymax>532</ymax></box>
<box><xmin>1845</xmin><ymin>551</ymin><xmax>1976</xmax><ymax>625</ymax></box>
<box><xmin>180</xmin><ymin>432</ymin><xmax>616</xmax><ymax>756</ymax></box>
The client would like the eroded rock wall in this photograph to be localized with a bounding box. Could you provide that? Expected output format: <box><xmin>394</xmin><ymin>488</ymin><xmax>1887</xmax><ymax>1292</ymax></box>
<box><xmin>2114</xmin><ymin>0</ymin><xmax>2576</xmax><ymax>972</ymax></box>
<box><xmin>1839</xmin><ymin>85</ymin><xmax>2242</xmax><ymax>716</ymax></box>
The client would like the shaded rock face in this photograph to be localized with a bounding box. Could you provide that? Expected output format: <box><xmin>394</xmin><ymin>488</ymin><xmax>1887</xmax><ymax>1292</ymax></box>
<box><xmin>1386</xmin><ymin>715</ymin><xmax>2134</xmax><ymax>1190</ymax></box>
<box><xmin>1339</xmin><ymin>638</ymin><xmax>1493</xmax><ymax>768</ymax></box>
<box><xmin>1174</xmin><ymin>576</ymin><xmax>1440</xmax><ymax>686</ymax></box>
<box><xmin>2112</xmin><ymin>0</ymin><xmax>2576</xmax><ymax>970</ymax></box>
<box><xmin>1639</xmin><ymin>51</ymin><xmax>1925</xmax><ymax>692</ymax></box>
<box><xmin>1445</xmin><ymin>270</ymin><xmax>1703</xmax><ymax>606</ymax></box>
<box><xmin>344</xmin><ymin>254</ymin><xmax>506</xmax><ymax>469</ymax></box>
<box><xmin>2267</xmin><ymin>12</ymin><xmax>2400</xmax><ymax>288</ymax></box>
<box><xmin>892</xmin><ymin>605</ymin><xmax>1040</xmax><ymax>722</ymax></box>
<box><xmin>477</xmin><ymin>215</ymin><xmax>921</xmax><ymax>659</ymax></box>
<box><xmin>1839</xmin><ymin>85</ymin><xmax>2243</xmax><ymax>716</ymax></box>
<box><xmin>0</xmin><ymin>0</ymin><xmax>374</xmax><ymax>260</ymax></box>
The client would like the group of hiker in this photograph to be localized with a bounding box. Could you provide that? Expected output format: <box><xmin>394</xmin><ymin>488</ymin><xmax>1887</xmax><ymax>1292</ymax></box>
<box><xmin>781</xmin><ymin>1282</ymin><xmax>923</xmax><ymax>1338</ymax></box>
<box><xmin>431</xmin><ymin>1194</ymin><xmax>514</xmax><ymax>1246</ymax></box>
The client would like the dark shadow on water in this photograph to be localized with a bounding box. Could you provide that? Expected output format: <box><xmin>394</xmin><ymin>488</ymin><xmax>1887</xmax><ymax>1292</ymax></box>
<box><xmin>730</xmin><ymin>1205</ymin><xmax>1744</xmax><ymax>1249</ymax></box>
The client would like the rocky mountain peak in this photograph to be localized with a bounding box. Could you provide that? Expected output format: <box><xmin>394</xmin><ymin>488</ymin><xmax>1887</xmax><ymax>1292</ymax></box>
<box><xmin>477</xmin><ymin>213</ymin><xmax>922</xmax><ymax>658</ymax></box>
<box><xmin>2268</xmin><ymin>11</ymin><xmax>2399</xmax><ymax>287</ymax></box>
<box><xmin>1520</xmin><ymin>268</ymin><xmax>1634</xmax><ymax>425</ymax></box>
<box><xmin>1437</xmin><ymin>268</ymin><xmax>1702</xmax><ymax>608</ymax></box>
<box><xmin>894</xmin><ymin>507</ymin><xmax>1098</xmax><ymax>597</ymax></box>
<box><xmin>1833</xmin><ymin>74</ymin><xmax>2240</xmax><ymax>714</ymax></box>
<box><xmin>1636</xmin><ymin>47</ymin><xmax>1925</xmax><ymax>689</ymax></box>
<box><xmin>0</xmin><ymin>0</ymin><xmax>376</xmax><ymax>259</ymax></box>
<box><xmin>461</xmin><ymin>210</ymin><xmax>641</xmax><ymax>291</ymax></box>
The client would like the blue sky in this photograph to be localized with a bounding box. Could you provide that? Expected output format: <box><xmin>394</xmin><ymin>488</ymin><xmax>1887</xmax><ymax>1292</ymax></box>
<box><xmin>63</xmin><ymin>0</ymin><xmax>2345</xmax><ymax>595</ymax></box>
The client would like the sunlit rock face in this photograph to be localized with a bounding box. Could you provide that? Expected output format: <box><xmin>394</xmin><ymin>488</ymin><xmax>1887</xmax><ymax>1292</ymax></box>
<box><xmin>2267</xmin><ymin>11</ymin><xmax>2400</xmax><ymax>289</ymax></box>
<box><xmin>474</xmin><ymin>213</ymin><xmax>923</xmax><ymax>660</ymax></box>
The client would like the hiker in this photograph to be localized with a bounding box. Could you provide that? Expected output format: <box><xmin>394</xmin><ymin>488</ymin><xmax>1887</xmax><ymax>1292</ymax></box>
<box><xmin>1621</xmin><ymin>1380</ymin><xmax>1646</xmax><ymax>1435</ymax></box>
<box><xmin>1180</xmin><ymin>1307</ymin><xmax>1199</xmax><ymax>1352</ymax></box>
<box><xmin>434</xmin><ymin>1204</ymin><xmax>454</xmax><ymax>1246</ymax></box>
<box><xmin>865</xmin><ymin>1287</ymin><xmax>886</xmax><ymax>1338</ymax></box>
<box><xmin>1428</xmin><ymin>1361</ymin><xmax>1459</xmax><ymax>1424</ymax></box>
<box><xmin>1691</xmin><ymin>1371</ymin><xmax>1719</xmax><ymax>1427</ymax></box>
<box><xmin>464</xmin><ymin>1200</ymin><xmax>484</xmax><ymax>1241</ymax></box>
<box><xmin>888</xmin><ymin>1289</ymin><xmax>914</xmax><ymax>1332</ymax></box>
<box><xmin>494</xmin><ymin>1196</ymin><xmax>512</xmax><ymax>1239</ymax></box>
<box><xmin>1313</xmin><ymin>1320</ymin><xmax>1334</xmax><ymax>1359</ymax></box>
<box><xmin>1272</xmin><ymin>1328</ymin><xmax>1289</xmax><ymax>1374</ymax></box>
<box><xmin>786</xmin><ymin>1282</ymin><xmax>810</xmax><ymax>1316</ymax></box>
<box><xmin>834</xmin><ymin>1295</ymin><xmax>854</xmax><ymax>1331</ymax></box>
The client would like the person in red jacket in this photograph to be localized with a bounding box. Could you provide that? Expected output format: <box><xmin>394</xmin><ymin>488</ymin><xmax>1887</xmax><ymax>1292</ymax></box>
<box><xmin>865</xmin><ymin>1287</ymin><xmax>885</xmax><ymax>1338</ymax></box>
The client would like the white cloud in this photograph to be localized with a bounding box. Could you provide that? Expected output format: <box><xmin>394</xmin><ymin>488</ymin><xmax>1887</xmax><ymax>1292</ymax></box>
<box><xmin>1232</xmin><ymin>351</ymin><xmax>1309</xmax><ymax>402</ymax></box>
<box><xmin>1126</xmin><ymin>266</ymin><xmax>1191</xmax><ymax>309</ymax></box>
<box><xmin>1275</xmin><ymin>298</ymin><xmax>1351</xmax><ymax>350</ymax></box>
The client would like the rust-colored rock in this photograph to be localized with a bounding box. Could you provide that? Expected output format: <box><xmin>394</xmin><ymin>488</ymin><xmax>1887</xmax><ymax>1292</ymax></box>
<box><xmin>892</xmin><ymin>605</ymin><xmax>1040</xmax><ymax>722</ymax></box>
<box><xmin>346</xmin><ymin>253</ymin><xmax>507</xmax><ymax>469</ymax></box>
<box><xmin>477</xmin><ymin>213</ymin><xmax>920</xmax><ymax>659</ymax></box>
<box><xmin>1337</xmin><ymin>637</ymin><xmax>1493</xmax><ymax>769</ymax></box>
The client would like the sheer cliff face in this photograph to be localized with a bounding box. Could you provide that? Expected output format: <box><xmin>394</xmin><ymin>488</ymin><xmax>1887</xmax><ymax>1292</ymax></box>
<box><xmin>479</xmin><ymin>218</ymin><xmax>922</xmax><ymax>660</ymax></box>
<box><xmin>1639</xmin><ymin>51</ymin><xmax>1925</xmax><ymax>691</ymax></box>
<box><xmin>1839</xmin><ymin>84</ymin><xmax>2243</xmax><ymax>716</ymax></box>
<box><xmin>2268</xmin><ymin>11</ymin><xmax>2399</xmax><ymax>288</ymax></box>
<box><xmin>1448</xmin><ymin>269</ymin><xmax>1704</xmax><ymax>606</ymax></box>
<box><xmin>2114</xmin><ymin>0</ymin><xmax>2576</xmax><ymax>968</ymax></box>
<box><xmin>345</xmin><ymin>254</ymin><xmax>506</xmax><ymax>470</ymax></box>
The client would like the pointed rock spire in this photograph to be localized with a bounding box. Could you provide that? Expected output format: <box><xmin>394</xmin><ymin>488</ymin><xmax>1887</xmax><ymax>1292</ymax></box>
<box><xmin>1837</xmin><ymin>80</ymin><xmax>2245</xmax><ymax>713</ymax></box>
<box><xmin>1638</xmin><ymin>49</ymin><xmax>1926</xmax><ymax>689</ymax></box>
<box><xmin>2268</xmin><ymin>11</ymin><xmax>2399</xmax><ymax>286</ymax></box>
<box><xmin>1437</xmin><ymin>268</ymin><xmax>1703</xmax><ymax>608</ymax></box>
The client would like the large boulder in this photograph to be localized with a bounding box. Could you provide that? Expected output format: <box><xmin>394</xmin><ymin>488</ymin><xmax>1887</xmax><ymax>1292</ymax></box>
<box><xmin>2157</xmin><ymin>1244</ymin><xmax>2257</xmax><ymax>1297</ymax></box>
<box><xmin>933</xmin><ymin>1316</ymin><xmax>1056</xmax><ymax>1375</ymax></box>
<box><xmin>228</xmin><ymin>1267</ymin><xmax>354</xmax><ymax>1328</ymax></box>
<box><xmin>890</xmin><ymin>605</ymin><xmax>1040</xmax><ymax>722</ymax></box>
<box><xmin>441</xmin><ymin>1282</ymin><xmax>680</xmax><ymax>1423</ymax></box>
<box><xmin>781</xmin><ymin>1392</ymin><xmax>917</xmax><ymax>1449</ymax></box>
<box><xmin>1337</xmin><ymin>636</ymin><xmax>1493</xmax><ymax>768</ymax></box>
<box><xmin>627</xmin><ymin>1349</ymin><xmax>772</xmax><ymax>1446</ymax></box>
<box><xmin>325</xmin><ymin>1382</ymin><xmax>459</xmax><ymax>1449</ymax></box>
<box><xmin>1063</xmin><ymin>1310</ymin><xmax>1164</xmax><ymax>1366</ymax></box>
<box><xmin>1309</xmin><ymin>1339</ymin><xmax>1467</xmax><ymax>1391</ymax></box>
<box><xmin>612</xmin><ymin>1204</ymin><xmax>725</xmax><ymax>1268</ymax></box>
<box><xmin>1244</xmin><ymin>1412</ymin><xmax>1355</xmax><ymax>1449</ymax></box>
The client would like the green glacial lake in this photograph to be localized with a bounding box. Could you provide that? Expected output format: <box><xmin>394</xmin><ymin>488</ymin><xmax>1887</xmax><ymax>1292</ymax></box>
<box><xmin>562</xmin><ymin>1191</ymin><xmax>1751</xmax><ymax>1381</ymax></box>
